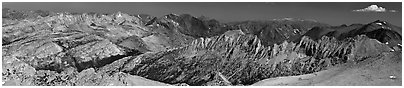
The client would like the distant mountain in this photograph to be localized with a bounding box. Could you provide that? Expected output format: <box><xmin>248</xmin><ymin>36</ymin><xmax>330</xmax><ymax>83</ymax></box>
<box><xmin>302</xmin><ymin>20</ymin><xmax>402</xmax><ymax>47</ymax></box>
<box><xmin>154</xmin><ymin>13</ymin><xmax>231</xmax><ymax>38</ymax></box>
<box><xmin>2</xmin><ymin>8</ymin><xmax>401</xmax><ymax>86</ymax></box>
<box><xmin>271</xmin><ymin>17</ymin><xmax>319</xmax><ymax>22</ymax></box>
<box><xmin>226</xmin><ymin>19</ymin><xmax>330</xmax><ymax>46</ymax></box>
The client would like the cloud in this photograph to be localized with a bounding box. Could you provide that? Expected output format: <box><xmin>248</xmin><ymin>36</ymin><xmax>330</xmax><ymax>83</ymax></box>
<box><xmin>353</xmin><ymin>5</ymin><xmax>398</xmax><ymax>12</ymax></box>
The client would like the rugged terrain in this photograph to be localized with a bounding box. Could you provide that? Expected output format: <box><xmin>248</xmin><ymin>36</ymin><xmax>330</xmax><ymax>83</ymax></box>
<box><xmin>2</xmin><ymin>8</ymin><xmax>402</xmax><ymax>86</ymax></box>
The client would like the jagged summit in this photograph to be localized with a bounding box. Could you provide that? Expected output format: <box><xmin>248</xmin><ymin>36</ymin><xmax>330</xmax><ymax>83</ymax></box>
<box><xmin>372</xmin><ymin>20</ymin><xmax>387</xmax><ymax>25</ymax></box>
<box><xmin>227</xmin><ymin>19</ymin><xmax>330</xmax><ymax>46</ymax></box>
<box><xmin>2</xmin><ymin>8</ymin><xmax>401</xmax><ymax>86</ymax></box>
<box><xmin>300</xmin><ymin>20</ymin><xmax>402</xmax><ymax>48</ymax></box>
<box><xmin>369</xmin><ymin>20</ymin><xmax>402</xmax><ymax>34</ymax></box>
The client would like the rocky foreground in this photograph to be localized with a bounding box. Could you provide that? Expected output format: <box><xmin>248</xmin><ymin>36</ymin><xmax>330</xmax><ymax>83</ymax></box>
<box><xmin>252</xmin><ymin>51</ymin><xmax>401</xmax><ymax>86</ymax></box>
<box><xmin>2</xmin><ymin>9</ymin><xmax>402</xmax><ymax>86</ymax></box>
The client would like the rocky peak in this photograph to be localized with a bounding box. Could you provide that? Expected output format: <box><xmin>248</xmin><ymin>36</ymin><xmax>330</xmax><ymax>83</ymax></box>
<box><xmin>164</xmin><ymin>13</ymin><xmax>180</xmax><ymax>19</ymax></box>
<box><xmin>372</xmin><ymin>20</ymin><xmax>387</xmax><ymax>25</ymax></box>
<box><xmin>2</xmin><ymin>9</ymin><xmax>401</xmax><ymax>86</ymax></box>
<box><xmin>229</xmin><ymin>20</ymin><xmax>330</xmax><ymax>46</ymax></box>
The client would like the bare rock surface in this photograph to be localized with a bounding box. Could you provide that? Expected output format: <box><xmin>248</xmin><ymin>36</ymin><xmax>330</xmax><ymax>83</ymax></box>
<box><xmin>252</xmin><ymin>51</ymin><xmax>401</xmax><ymax>86</ymax></box>
<box><xmin>2</xmin><ymin>9</ymin><xmax>401</xmax><ymax>86</ymax></box>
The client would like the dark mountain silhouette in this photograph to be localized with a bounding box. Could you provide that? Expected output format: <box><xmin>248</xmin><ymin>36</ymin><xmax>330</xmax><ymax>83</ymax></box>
<box><xmin>301</xmin><ymin>20</ymin><xmax>402</xmax><ymax>47</ymax></box>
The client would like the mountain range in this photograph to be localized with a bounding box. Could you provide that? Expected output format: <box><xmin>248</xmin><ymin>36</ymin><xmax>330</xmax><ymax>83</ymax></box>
<box><xmin>2</xmin><ymin>8</ymin><xmax>402</xmax><ymax>86</ymax></box>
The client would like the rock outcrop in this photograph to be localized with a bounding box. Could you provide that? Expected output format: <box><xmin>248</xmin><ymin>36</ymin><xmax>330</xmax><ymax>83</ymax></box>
<box><xmin>302</xmin><ymin>20</ymin><xmax>402</xmax><ymax>47</ymax></box>
<box><xmin>2</xmin><ymin>10</ymin><xmax>233</xmax><ymax>86</ymax></box>
<box><xmin>2</xmin><ymin>9</ymin><xmax>401</xmax><ymax>86</ymax></box>
<box><xmin>2</xmin><ymin>12</ymin><xmax>149</xmax><ymax>72</ymax></box>
<box><xmin>102</xmin><ymin>31</ymin><xmax>394</xmax><ymax>85</ymax></box>
<box><xmin>228</xmin><ymin>19</ymin><xmax>330</xmax><ymax>46</ymax></box>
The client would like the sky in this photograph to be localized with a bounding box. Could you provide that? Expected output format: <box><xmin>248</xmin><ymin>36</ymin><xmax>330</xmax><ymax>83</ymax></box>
<box><xmin>2</xmin><ymin>2</ymin><xmax>402</xmax><ymax>26</ymax></box>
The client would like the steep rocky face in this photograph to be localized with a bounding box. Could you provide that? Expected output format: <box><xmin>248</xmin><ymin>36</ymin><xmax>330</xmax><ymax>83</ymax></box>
<box><xmin>228</xmin><ymin>19</ymin><xmax>330</xmax><ymax>46</ymax></box>
<box><xmin>136</xmin><ymin>14</ymin><xmax>156</xmax><ymax>26</ymax></box>
<box><xmin>97</xmin><ymin>33</ymin><xmax>272</xmax><ymax>85</ymax></box>
<box><xmin>363</xmin><ymin>28</ymin><xmax>402</xmax><ymax>47</ymax></box>
<box><xmin>101</xmin><ymin>30</ymin><xmax>392</xmax><ymax>85</ymax></box>
<box><xmin>2</xmin><ymin>9</ymin><xmax>401</xmax><ymax>86</ymax></box>
<box><xmin>134</xmin><ymin>13</ymin><xmax>236</xmax><ymax>51</ymax></box>
<box><xmin>149</xmin><ymin>13</ymin><xmax>231</xmax><ymax>38</ymax></box>
<box><xmin>2</xmin><ymin>12</ymin><xmax>150</xmax><ymax>72</ymax></box>
<box><xmin>339</xmin><ymin>21</ymin><xmax>402</xmax><ymax>45</ymax></box>
<box><xmin>302</xmin><ymin>20</ymin><xmax>402</xmax><ymax>47</ymax></box>
<box><xmin>1</xmin><ymin>10</ymin><xmax>233</xmax><ymax>86</ymax></box>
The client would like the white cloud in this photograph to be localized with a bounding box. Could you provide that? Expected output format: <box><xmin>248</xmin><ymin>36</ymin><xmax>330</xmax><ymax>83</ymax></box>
<box><xmin>353</xmin><ymin>5</ymin><xmax>397</xmax><ymax>12</ymax></box>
